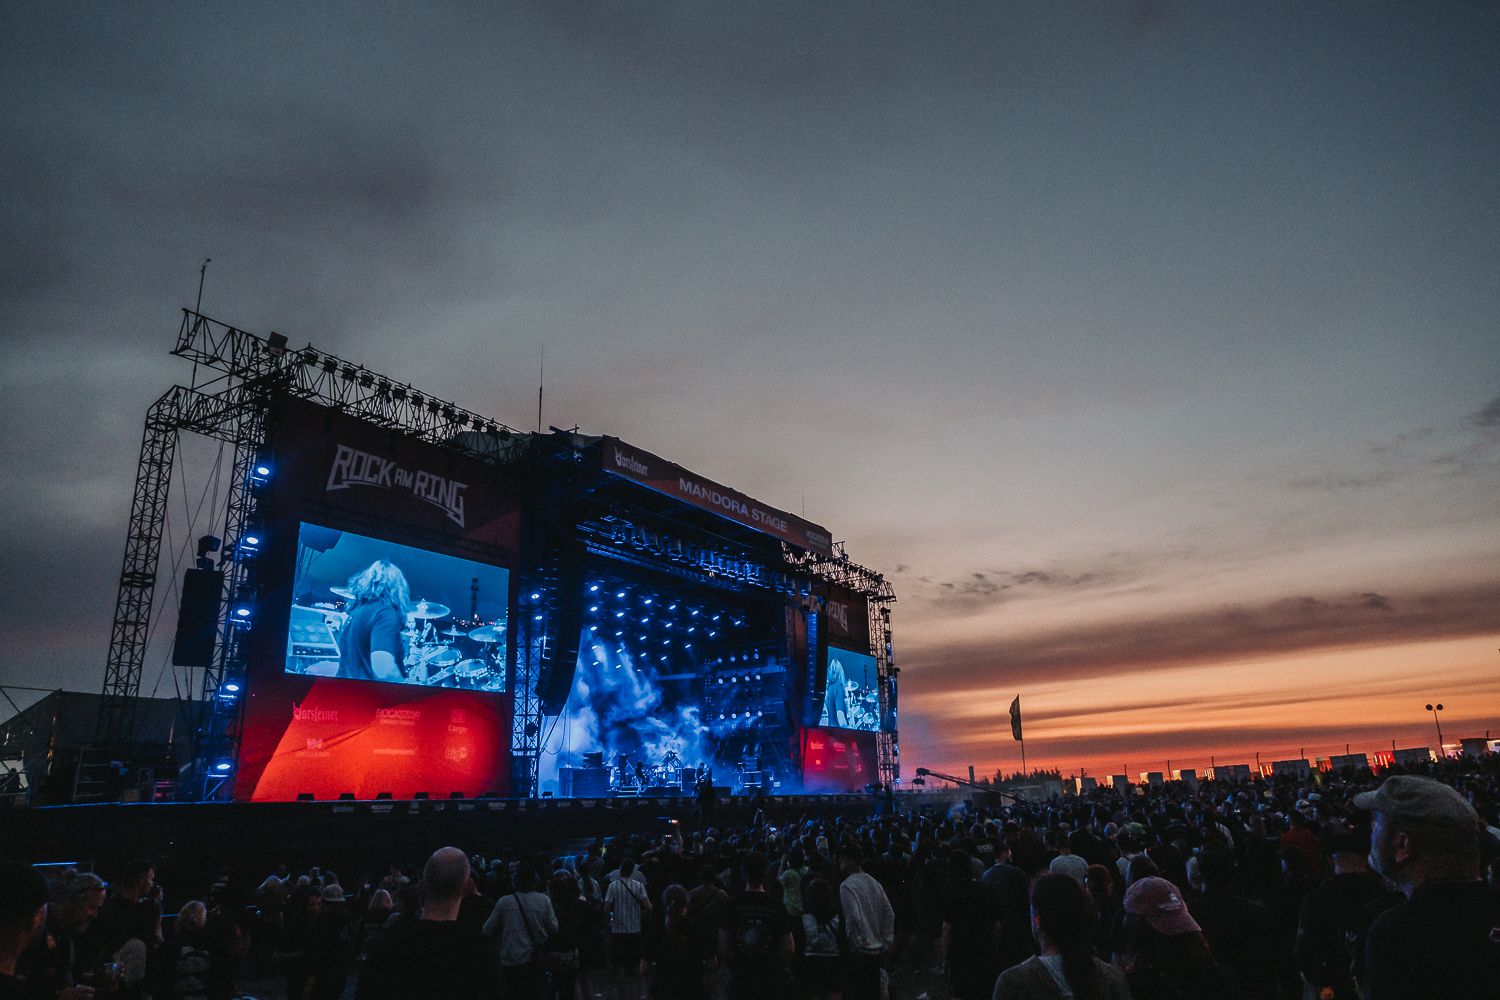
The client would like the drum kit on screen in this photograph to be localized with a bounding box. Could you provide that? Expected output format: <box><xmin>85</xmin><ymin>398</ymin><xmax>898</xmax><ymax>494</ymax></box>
<box><xmin>331</xmin><ymin>588</ymin><xmax>507</xmax><ymax>689</ymax></box>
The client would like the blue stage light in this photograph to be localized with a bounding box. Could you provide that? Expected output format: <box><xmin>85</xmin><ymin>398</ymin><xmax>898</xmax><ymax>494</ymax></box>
<box><xmin>708</xmin><ymin>630</ymin><xmax>716</xmax><ymax>637</ymax></box>
<box><xmin>729</xmin><ymin>654</ymin><xmax>736</xmax><ymax>662</ymax></box>
<box><xmin>590</xmin><ymin>605</ymin><xmax>598</xmax><ymax>612</ymax></box>
<box><xmin>531</xmin><ymin>592</ymin><xmax>540</xmax><ymax>600</ymax></box>
<box><xmin>690</xmin><ymin>609</ymin><xmax>698</xmax><ymax>616</ymax></box>
<box><xmin>687</xmin><ymin>627</ymin><xmax>695</xmax><ymax>633</ymax></box>
<box><xmin>223</xmin><ymin>682</ymin><xmax>241</xmax><ymax>693</ymax></box>
<box><xmin>713</xmin><ymin>614</ymin><xmax>721</xmax><ymax>621</ymax></box>
<box><xmin>589</xmin><ymin>626</ymin><xmax>597</xmax><ymax>632</ymax></box>
<box><xmin>616</xmin><ymin>591</ymin><xmax>625</xmax><ymax>598</ymax></box>
<box><xmin>663</xmin><ymin>639</ymin><xmax>670</xmax><ymax>645</ymax></box>
<box><xmin>644</xmin><ymin>598</ymin><xmax>652</xmax><ymax>605</ymax></box>
<box><xmin>214</xmin><ymin>761</ymin><xmax>232</xmax><ymax>772</ymax></box>
<box><xmin>590</xmin><ymin>585</ymin><xmax>599</xmax><ymax>592</ymax></box>
<box><xmin>534</xmin><ymin>614</ymin><xmax>543</xmax><ymax>620</ymax></box>
<box><xmin>242</xmin><ymin>534</ymin><xmax>261</xmax><ymax>547</ymax></box>
<box><xmin>668</xmin><ymin>604</ymin><xmax>677</xmax><ymax>610</ymax></box>
<box><xmin>615</xmin><ymin>611</ymin><xmax>624</xmax><ymax>618</ymax></box>
<box><xmin>614</xmin><ymin>631</ymin><xmax>622</xmax><ymax>637</ymax></box>
<box><xmin>255</xmin><ymin>464</ymin><xmax>271</xmax><ymax>477</ymax></box>
<box><xmin>234</xmin><ymin>606</ymin><xmax>252</xmax><ymax>618</ymax></box>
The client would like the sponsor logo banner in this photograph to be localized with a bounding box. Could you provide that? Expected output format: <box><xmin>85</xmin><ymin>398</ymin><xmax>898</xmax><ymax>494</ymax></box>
<box><xmin>800</xmin><ymin>726</ymin><xmax>878</xmax><ymax>793</ymax></box>
<box><xmin>601</xmin><ymin>437</ymin><xmax>832</xmax><ymax>556</ymax></box>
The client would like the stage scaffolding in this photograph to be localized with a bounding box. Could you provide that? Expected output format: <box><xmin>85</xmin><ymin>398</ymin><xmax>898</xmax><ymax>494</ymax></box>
<box><xmin>96</xmin><ymin>310</ymin><xmax>529</xmax><ymax>800</ymax></box>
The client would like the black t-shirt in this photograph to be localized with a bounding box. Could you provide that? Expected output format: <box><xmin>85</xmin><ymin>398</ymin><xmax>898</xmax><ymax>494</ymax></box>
<box><xmin>718</xmin><ymin>891</ymin><xmax>792</xmax><ymax>977</ymax></box>
<box><xmin>339</xmin><ymin>602</ymin><xmax>405</xmax><ymax>681</ymax></box>
<box><xmin>941</xmin><ymin>880</ymin><xmax>999</xmax><ymax>972</ymax></box>
<box><xmin>1365</xmin><ymin>880</ymin><xmax>1500</xmax><ymax>1000</ymax></box>
<box><xmin>354</xmin><ymin>919</ymin><xmax>496</xmax><ymax>1000</ymax></box>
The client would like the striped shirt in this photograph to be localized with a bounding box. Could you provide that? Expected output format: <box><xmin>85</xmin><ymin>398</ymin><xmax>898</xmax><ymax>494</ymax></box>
<box><xmin>606</xmin><ymin>876</ymin><xmax>648</xmax><ymax>934</ymax></box>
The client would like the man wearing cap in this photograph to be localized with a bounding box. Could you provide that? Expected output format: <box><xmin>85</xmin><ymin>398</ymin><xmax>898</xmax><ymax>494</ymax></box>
<box><xmin>1356</xmin><ymin>774</ymin><xmax>1500</xmax><ymax>1000</ymax></box>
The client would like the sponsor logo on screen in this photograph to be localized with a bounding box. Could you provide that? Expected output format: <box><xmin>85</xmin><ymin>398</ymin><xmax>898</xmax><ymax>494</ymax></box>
<box><xmin>376</xmin><ymin>707</ymin><xmax>421</xmax><ymax>725</ymax></box>
<box><xmin>292</xmin><ymin>702</ymin><xmax>339</xmax><ymax>723</ymax></box>
<box><xmin>827</xmin><ymin>601</ymin><xmax>848</xmax><ymax>633</ymax></box>
<box><xmin>325</xmin><ymin>444</ymin><xmax>468</xmax><ymax>527</ymax></box>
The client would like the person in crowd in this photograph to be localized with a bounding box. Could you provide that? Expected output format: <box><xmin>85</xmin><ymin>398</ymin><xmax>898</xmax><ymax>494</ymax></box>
<box><xmin>1356</xmin><ymin>774</ymin><xmax>1500</xmax><ymax>999</ymax></box>
<box><xmin>485</xmin><ymin>861</ymin><xmax>557</xmax><ymax>1000</ymax></box>
<box><xmin>795</xmin><ymin>878</ymin><xmax>843</xmax><ymax>1000</ymax></box>
<box><xmin>651</xmin><ymin>884</ymin><xmax>705</xmax><ymax>1000</ymax></box>
<box><xmin>352</xmin><ymin>890</ymin><xmax>392</xmax><ymax>967</ymax></box>
<box><xmin>81</xmin><ymin>858</ymin><xmax>159</xmax><ymax>997</ymax></box>
<box><xmin>546</xmin><ymin>873</ymin><xmax>587</xmax><ymax>1000</ymax></box>
<box><xmin>275</xmin><ymin>884</ymin><xmax>322</xmax><ymax>1000</ymax></box>
<box><xmin>716</xmin><ymin>851</ymin><xmax>793</xmax><ymax>1000</ymax></box>
<box><xmin>1186</xmin><ymin>850</ymin><xmax>1273</xmax><ymax>1000</ymax></box>
<box><xmin>16</xmin><ymin>868</ymin><xmax>106</xmax><ymax>1000</ymax></box>
<box><xmin>940</xmin><ymin>849</ymin><xmax>1001</xmax><ymax>1000</ymax></box>
<box><xmin>992</xmin><ymin>871</ymin><xmax>1130</xmax><ymax>1000</ymax></box>
<box><xmin>981</xmin><ymin>838</ymin><xmax>1035</xmax><ymax>973</ymax></box>
<box><xmin>1293</xmin><ymin>828</ymin><xmax>1384</xmax><ymax>1000</ymax></box>
<box><xmin>838</xmin><ymin>850</ymin><xmax>893</xmax><ymax>1000</ymax></box>
<box><xmin>607</xmin><ymin>857</ymin><xmax>651</xmax><ymax>1000</ymax></box>
<box><xmin>1120</xmin><ymin>876</ymin><xmax>1239</xmax><ymax>1000</ymax></box>
<box><xmin>146</xmin><ymin>901</ymin><xmax>211</xmax><ymax>1000</ymax></box>
<box><xmin>0</xmin><ymin>862</ymin><xmax>49</xmax><ymax>1000</ymax></box>
<box><xmin>355</xmin><ymin>846</ymin><xmax>496</xmax><ymax>1000</ymax></box>
<box><xmin>456</xmin><ymin>868</ymin><xmax>494</xmax><ymax>935</ymax></box>
<box><xmin>306</xmin><ymin>884</ymin><xmax>352</xmax><ymax>1000</ymax></box>
<box><xmin>1083</xmin><ymin>863</ymin><xmax>1119</xmax><ymax>955</ymax></box>
<box><xmin>779</xmin><ymin>846</ymin><xmax>807</xmax><ymax>918</ymax></box>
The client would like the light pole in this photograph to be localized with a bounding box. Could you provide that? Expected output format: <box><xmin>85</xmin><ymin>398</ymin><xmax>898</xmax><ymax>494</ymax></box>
<box><xmin>1425</xmin><ymin>703</ymin><xmax>1445</xmax><ymax>756</ymax></box>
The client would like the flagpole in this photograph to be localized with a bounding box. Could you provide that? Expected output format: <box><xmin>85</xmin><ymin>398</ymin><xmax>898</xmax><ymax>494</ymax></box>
<box><xmin>1021</xmin><ymin>736</ymin><xmax>1027</xmax><ymax>779</ymax></box>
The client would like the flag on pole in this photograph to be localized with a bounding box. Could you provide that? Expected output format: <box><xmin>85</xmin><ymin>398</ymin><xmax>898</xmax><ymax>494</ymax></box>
<box><xmin>1009</xmin><ymin>695</ymin><xmax>1023</xmax><ymax>741</ymax></box>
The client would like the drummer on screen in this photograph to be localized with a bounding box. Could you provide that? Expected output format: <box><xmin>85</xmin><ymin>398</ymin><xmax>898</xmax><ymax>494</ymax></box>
<box><xmin>338</xmin><ymin>559</ymin><xmax>410</xmax><ymax>682</ymax></box>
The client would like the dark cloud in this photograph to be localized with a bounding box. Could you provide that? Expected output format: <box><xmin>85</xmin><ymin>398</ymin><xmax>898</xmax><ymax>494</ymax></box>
<box><xmin>900</xmin><ymin>582</ymin><xmax>1500</xmax><ymax>692</ymax></box>
<box><xmin>1476</xmin><ymin>395</ymin><xmax>1500</xmax><ymax>428</ymax></box>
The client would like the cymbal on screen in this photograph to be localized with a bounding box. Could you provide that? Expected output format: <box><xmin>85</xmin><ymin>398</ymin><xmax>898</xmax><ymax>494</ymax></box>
<box><xmin>330</xmin><ymin>586</ymin><xmax>355</xmax><ymax>600</ymax></box>
<box><xmin>468</xmin><ymin>624</ymin><xmax>505</xmax><ymax>643</ymax></box>
<box><xmin>408</xmin><ymin>601</ymin><xmax>451</xmax><ymax>619</ymax></box>
<box><xmin>441</xmin><ymin>627</ymin><xmax>466</xmax><ymax>637</ymax></box>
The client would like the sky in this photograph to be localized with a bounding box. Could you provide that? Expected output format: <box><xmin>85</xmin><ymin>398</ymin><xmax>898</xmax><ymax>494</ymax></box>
<box><xmin>2</xmin><ymin>2</ymin><xmax>1497</xmax><ymax>781</ymax></box>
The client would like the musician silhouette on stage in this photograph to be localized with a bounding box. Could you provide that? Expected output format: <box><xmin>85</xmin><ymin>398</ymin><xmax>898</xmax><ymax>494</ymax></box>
<box><xmin>338</xmin><ymin>559</ymin><xmax>410</xmax><ymax>682</ymax></box>
<box><xmin>820</xmin><ymin>654</ymin><xmax>851</xmax><ymax>728</ymax></box>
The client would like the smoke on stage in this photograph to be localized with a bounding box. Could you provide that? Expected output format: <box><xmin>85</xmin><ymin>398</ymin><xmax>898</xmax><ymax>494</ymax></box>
<box><xmin>541</xmin><ymin>640</ymin><xmax>706</xmax><ymax>788</ymax></box>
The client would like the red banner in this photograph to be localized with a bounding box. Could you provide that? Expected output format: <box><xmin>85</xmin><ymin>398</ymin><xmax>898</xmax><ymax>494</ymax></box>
<box><xmin>246</xmin><ymin>679</ymin><xmax>508</xmax><ymax>800</ymax></box>
<box><xmin>601</xmin><ymin>437</ymin><xmax>832</xmax><ymax>556</ymax></box>
<box><xmin>800</xmin><ymin>726</ymin><xmax>878</xmax><ymax>793</ymax></box>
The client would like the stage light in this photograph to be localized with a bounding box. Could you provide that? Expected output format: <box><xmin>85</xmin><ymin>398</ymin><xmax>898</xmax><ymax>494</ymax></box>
<box><xmin>614</xmin><ymin>631</ymin><xmax>622</xmax><ymax>637</ymax></box>
<box><xmin>685</xmin><ymin>643</ymin><xmax>691</xmax><ymax>648</ymax></box>
<box><xmin>668</xmin><ymin>604</ymin><xmax>677</xmax><ymax>610</ymax></box>
<box><xmin>755</xmin><ymin>673</ymin><xmax>762</xmax><ymax>681</ymax></box>
<box><xmin>255</xmin><ymin>463</ymin><xmax>271</xmax><ymax>477</ymax></box>
<box><xmin>717</xmin><ymin>678</ymin><xmax>724</xmax><ymax>684</ymax></box>
<box><xmin>708</xmin><ymin>630</ymin><xmax>716</xmax><ymax>637</ymax></box>
<box><xmin>534</xmin><ymin>614</ymin><xmax>543</xmax><ymax>620</ymax></box>
<box><xmin>223</xmin><ymin>682</ymin><xmax>241</xmax><ymax>693</ymax></box>
<box><xmin>615</xmin><ymin>611</ymin><xmax>624</xmax><ymax>618</ymax></box>
<box><xmin>616</xmin><ymin>591</ymin><xmax>625</xmax><ymax>598</ymax></box>
<box><xmin>531</xmin><ymin>592</ymin><xmax>540</xmax><ymax>600</ymax></box>
<box><xmin>644</xmin><ymin>598</ymin><xmax>653</xmax><ymax>605</ymax></box>
<box><xmin>590</xmin><ymin>585</ymin><xmax>599</xmax><ymax>592</ymax></box>
<box><xmin>589</xmin><ymin>626</ymin><xmax>597</xmax><ymax>632</ymax></box>
<box><xmin>713</xmin><ymin>614</ymin><xmax>721</xmax><ymax>621</ymax></box>
<box><xmin>731</xmin><ymin>712</ymin><xmax>738</xmax><ymax>718</ymax></box>
<box><xmin>590</xmin><ymin>605</ymin><xmax>598</xmax><ymax>612</ymax></box>
<box><xmin>690</xmin><ymin>609</ymin><xmax>699</xmax><ymax>616</ymax></box>
<box><xmin>729</xmin><ymin>655</ymin><xmax>736</xmax><ymax>662</ymax></box>
<box><xmin>242</xmin><ymin>534</ymin><xmax>260</xmax><ymax>547</ymax></box>
<box><xmin>687</xmin><ymin>627</ymin><xmax>695</xmax><ymax>634</ymax></box>
<box><xmin>234</xmin><ymin>606</ymin><xmax>252</xmax><ymax>618</ymax></box>
<box><xmin>214</xmin><ymin>761</ymin><xmax>232</xmax><ymax>772</ymax></box>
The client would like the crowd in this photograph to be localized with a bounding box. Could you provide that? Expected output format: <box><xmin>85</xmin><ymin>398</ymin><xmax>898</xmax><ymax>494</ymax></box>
<box><xmin>1</xmin><ymin>756</ymin><xmax>1498</xmax><ymax>1000</ymax></box>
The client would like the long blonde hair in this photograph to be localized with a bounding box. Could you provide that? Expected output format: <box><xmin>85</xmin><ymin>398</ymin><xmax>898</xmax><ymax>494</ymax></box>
<box><xmin>348</xmin><ymin>560</ymin><xmax>410</xmax><ymax>614</ymax></box>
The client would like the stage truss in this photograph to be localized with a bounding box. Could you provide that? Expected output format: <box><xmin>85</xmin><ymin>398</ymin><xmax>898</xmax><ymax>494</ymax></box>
<box><xmin>97</xmin><ymin>310</ymin><xmax>530</xmax><ymax>799</ymax></box>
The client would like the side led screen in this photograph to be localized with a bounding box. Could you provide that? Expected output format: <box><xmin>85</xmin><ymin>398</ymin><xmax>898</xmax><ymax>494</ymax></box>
<box><xmin>819</xmin><ymin>645</ymin><xmax>879</xmax><ymax>732</ymax></box>
<box><xmin>285</xmin><ymin>522</ymin><xmax>508</xmax><ymax>690</ymax></box>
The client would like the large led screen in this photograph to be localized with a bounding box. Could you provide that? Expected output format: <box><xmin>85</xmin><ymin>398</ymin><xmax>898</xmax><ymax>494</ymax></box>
<box><xmin>819</xmin><ymin>645</ymin><xmax>879</xmax><ymax>732</ymax></box>
<box><xmin>286</xmin><ymin>522</ymin><xmax>508</xmax><ymax>690</ymax></box>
